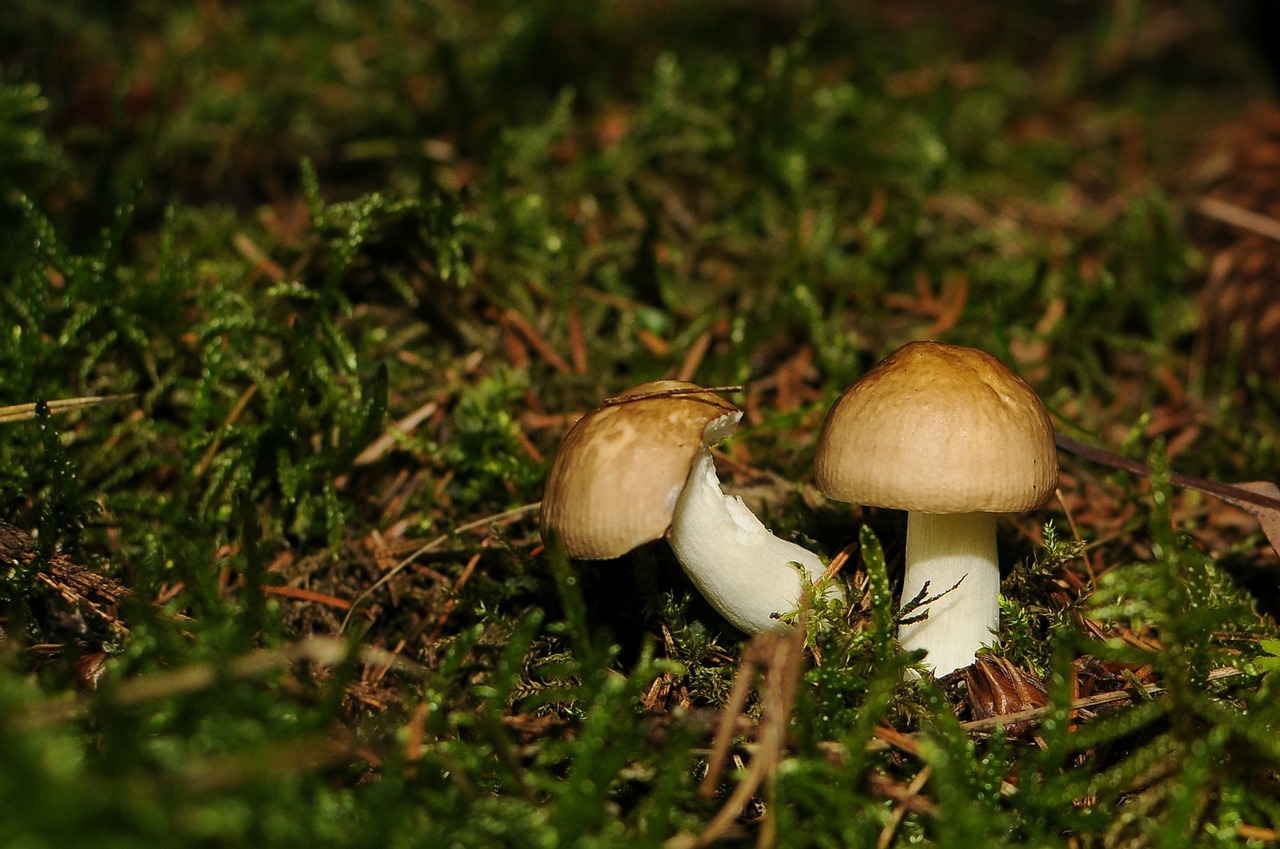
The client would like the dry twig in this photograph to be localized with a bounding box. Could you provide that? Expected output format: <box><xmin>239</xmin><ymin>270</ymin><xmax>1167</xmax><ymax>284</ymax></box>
<box><xmin>0</xmin><ymin>394</ymin><xmax>135</xmax><ymax>425</ymax></box>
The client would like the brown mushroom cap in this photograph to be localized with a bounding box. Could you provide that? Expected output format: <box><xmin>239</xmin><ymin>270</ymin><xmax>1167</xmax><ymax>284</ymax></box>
<box><xmin>814</xmin><ymin>341</ymin><xmax>1057</xmax><ymax>514</ymax></box>
<box><xmin>540</xmin><ymin>380</ymin><xmax>741</xmax><ymax>559</ymax></box>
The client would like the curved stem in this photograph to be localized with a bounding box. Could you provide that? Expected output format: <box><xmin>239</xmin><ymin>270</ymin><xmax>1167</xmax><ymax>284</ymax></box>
<box><xmin>666</xmin><ymin>448</ymin><xmax>834</xmax><ymax>634</ymax></box>
<box><xmin>898</xmin><ymin>512</ymin><xmax>999</xmax><ymax>676</ymax></box>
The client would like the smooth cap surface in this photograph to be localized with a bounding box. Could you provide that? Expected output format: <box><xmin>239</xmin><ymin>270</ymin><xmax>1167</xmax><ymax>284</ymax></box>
<box><xmin>540</xmin><ymin>380</ymin><xmax>741</xmax><ymax>559</ymax></box>
<box><xmin>815</xmin><ymin>341</ymin><xmax>1057</xmax><ymax>513</ymax></box>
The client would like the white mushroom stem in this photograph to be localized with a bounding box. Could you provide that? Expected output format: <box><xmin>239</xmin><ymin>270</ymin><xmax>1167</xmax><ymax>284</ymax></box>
<box><xmin>666</xmin><ymin>447</ymin><xmax>835</xmax><ymax>634</ymax></box>
<box><xmin>898</xmin><ymin>512</ymin><xmax>1000</xmax><ymax>677</ymax></box>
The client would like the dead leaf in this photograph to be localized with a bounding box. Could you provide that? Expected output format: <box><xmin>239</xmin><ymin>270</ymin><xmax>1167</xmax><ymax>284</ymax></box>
<box><xmin>1215</xmin><ymin>481</ymin><xmax>1280</xmax><ymax>559</ymax></box>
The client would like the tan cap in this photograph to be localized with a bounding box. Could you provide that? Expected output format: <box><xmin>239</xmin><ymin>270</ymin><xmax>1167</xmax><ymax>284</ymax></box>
<box><xmin>815</xmin><ymin>341</ymin><xmax>1057</xmax><ymax>514</ymax></box>
<box><xmin>540</xmin><ymin>380</ymin><xmax>741</xmax><ymax>559</ymax></box>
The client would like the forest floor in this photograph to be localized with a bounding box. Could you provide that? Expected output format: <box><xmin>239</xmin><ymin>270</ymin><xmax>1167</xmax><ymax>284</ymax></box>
<box><xmin>3</xmin><ymin>2</ymin><xmax>1280</xmax><ymax>846</ymax></box>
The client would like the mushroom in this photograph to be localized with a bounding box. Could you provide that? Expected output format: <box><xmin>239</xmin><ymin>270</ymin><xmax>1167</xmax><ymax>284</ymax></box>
<box><xmin>813</xmin><ymin>341</ymin><xmax>1057</xmax><ymax>676</ymax></box>
<box><xmin>541</xmin><ymin>380</ymin><xmax>836</xmax><ymax>634</ymax></box>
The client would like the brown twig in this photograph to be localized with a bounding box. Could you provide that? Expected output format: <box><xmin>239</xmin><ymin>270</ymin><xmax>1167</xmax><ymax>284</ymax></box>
<box><xmin>598</xmin><ymin>385</ymin><xmax>742</xmax><ymax>407</ymax></box>
<box><xmin>193</xmin><ymin>384</ymin><xmax>259</xmax><ymax>481</ymax></box>
<box><xmin>351</xmin><ymin>400</ymin><xmax>439</xmax><ymax>467</ymax></box>
<box><xmin>676</xmin><ymin>327</ymin><xmax>715</xmax><ymax>383</ymax></box>
<box><xmin>262</xmin><ymin>585</ymin><xmax>352</xmax><ymax>610</ymax></box>
<box><xmin>0</xmin><ymin>394</ymin><xmax>136</xmax><ymax>425</ymax></box>
<box><xmin>426</xmin><ymin>550</ymin><xmax>483</xmax><ymax>642</ymax></box>
<box><xmin>1054</xmin><ymin>433</ymin><xmax>1280</xmax><ymax>513</ymax></box>
<box><xmin>232</xmin><ymin>231</ymin><xmax>288</xmax><ymax>282</ymax></box>
<box><xmin>861</xmin><ymin>665</ymin><xmax>1246</xmax><ymax>752</ymax></box>
<box><xmin>704</xmin><ymin>667</ymin><xmax>1249</xmax><ymax>775</ymax></box>
<box><xmin>876</xmin><ymin>764</ymin><xmax>936</xmax><ymax>847</ymax></box>
<box><xmin>500</xmin><ymin>309</ymin><xmax>573</xmax><ymax>374</ymax></box>
<box><xmin>1192</xmin><ymin>196</ymin><xmax>1280</xmax><ymax>243</ymax></box>
<box><xmin>636</xmin><ymin>328</ymin><xmax>671</xmax><ymax>356</ymax></box>
<box><xmin>1237</xmin><ymin>824</ymin><xmax>1280</xmax><ymax>843</ymax></box>
<box><xmin>568</xmin><ymin>297</ymin><xmax>588</xmax><ymax>374</ymax></box>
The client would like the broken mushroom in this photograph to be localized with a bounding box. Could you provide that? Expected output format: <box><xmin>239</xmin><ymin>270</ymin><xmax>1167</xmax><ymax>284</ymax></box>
<box><xmin>814</xmin><ymin>341</ymin><xmax>1057</xmax><ymax>676</ymax></box>
<box><xmin>541</xmin><ymin>380</ymin><xmax>836</xmax><ymax>634</ymax></box>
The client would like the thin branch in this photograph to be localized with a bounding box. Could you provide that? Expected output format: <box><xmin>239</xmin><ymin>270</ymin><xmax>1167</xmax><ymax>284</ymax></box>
<box><xmin>1054</xmin><ymin>432</ymin><xmax>1280</xmax><ymax>513</ymax></box>
<box><xmin>0</xmin><ymin>394</ymin><xmax>135</xmax><ymax>425</ymax></box>
<box><xmin>1192</xmin><ymin>196</ymin><xmax>1280</xmax><ymax>244</ymax></box>
<box><xmin>599</xmin><ymin>385</ymin><xmax>743</xmax><ymax>407</ymax></box>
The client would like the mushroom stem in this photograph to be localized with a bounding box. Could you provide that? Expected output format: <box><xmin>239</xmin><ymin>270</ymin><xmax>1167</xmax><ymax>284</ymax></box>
<box><xmin>898</xmin><ymin>512</ymin><xmax>1000</xmax><ymax>676</ymax></box>
<box><xmin>666</xmin><ymin>448</ymin><xmax>833</xmax><ymax>634</ymax></box>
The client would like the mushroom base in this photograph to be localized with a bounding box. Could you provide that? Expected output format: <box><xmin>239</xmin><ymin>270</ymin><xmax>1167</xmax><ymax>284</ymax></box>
<box><xmin>898</xmin><ymin>511</ymin><xmax>999</xmax><ymax>677</ymax></box>
<box><xmin>667</xmin><ymin>448</ymin><xmax>835</xmax><ymax>634</ymax></box>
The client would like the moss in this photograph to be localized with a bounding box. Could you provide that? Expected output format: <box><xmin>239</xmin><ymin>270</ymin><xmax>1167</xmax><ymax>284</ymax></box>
<box><xmin>2</xmin><ymin>1</ymin><xmax>1279</xmax><ymax>845</ymax></box>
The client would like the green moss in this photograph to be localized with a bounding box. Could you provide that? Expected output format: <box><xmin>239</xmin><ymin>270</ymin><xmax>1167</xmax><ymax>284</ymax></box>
<box><xmin>1</xmin><ymin>1</ymin><xmax>1278</xmax><ymax>845</ymax></box>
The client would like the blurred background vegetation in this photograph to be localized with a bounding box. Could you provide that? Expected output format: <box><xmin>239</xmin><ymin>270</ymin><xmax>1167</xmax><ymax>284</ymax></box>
<box><xmin>3</xmin><ymin>1</ymin><xmax>1280</xmax><ymax>846</ymax></box>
